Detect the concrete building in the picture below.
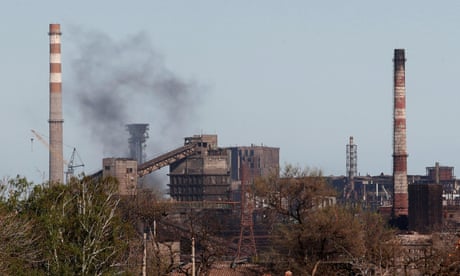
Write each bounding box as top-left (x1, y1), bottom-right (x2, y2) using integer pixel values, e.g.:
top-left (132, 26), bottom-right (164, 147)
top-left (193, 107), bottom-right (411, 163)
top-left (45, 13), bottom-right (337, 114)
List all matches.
top-left (228, 145), bottom-right (279, 183)
top-left (103, 158), bottom-right (138, 196)
top-left (169, 135), bottom-right (232, 201)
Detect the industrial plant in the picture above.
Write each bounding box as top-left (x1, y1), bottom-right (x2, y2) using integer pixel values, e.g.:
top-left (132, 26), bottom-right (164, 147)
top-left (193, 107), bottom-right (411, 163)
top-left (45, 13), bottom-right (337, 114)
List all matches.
top-left (42, 24), bottom-right (460, 274)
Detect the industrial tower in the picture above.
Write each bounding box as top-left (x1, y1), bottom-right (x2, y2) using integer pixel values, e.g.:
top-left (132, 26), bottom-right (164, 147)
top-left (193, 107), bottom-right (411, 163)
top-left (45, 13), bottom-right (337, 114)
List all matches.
top-left (48, 24), bottom-right (64, 183)
top-left (235, 162), bottom-right (257, 261)
top-left (346, 136), bottom-right (357, 196)
top-left (126, 124), bottom-right (149, 164)
top-left (392, 49), bottom-right (409, 220)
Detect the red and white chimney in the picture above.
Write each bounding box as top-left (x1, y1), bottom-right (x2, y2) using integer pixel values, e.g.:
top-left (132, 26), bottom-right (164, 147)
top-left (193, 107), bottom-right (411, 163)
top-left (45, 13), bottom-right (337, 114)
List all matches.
top-left (49, 24), bottom-right (64, 183)
top-left (392, 49), bottom-right (408, 218)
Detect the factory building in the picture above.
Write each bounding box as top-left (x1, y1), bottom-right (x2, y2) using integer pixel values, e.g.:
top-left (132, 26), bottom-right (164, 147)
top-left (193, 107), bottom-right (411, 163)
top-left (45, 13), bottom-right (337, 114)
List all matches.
top-left (228, 145), bottom-right (280, 183)
top-left (102, 158), bottom-right (138, 196)
top-left (168, 135), bottom-right (232, 201)
top-left (426, 164), bottom-right (458, 201)
top-left (408, 183), bottom-right (443, 233)
top-left (168, 135), bottom-right (279, 202)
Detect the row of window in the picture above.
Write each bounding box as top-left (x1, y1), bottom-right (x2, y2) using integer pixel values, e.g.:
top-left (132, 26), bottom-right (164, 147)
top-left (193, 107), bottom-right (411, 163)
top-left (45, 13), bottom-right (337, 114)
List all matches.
top-left (170, 176), bottom-right (229, 185)
top-left (170, 186), bottom-right (203, 195)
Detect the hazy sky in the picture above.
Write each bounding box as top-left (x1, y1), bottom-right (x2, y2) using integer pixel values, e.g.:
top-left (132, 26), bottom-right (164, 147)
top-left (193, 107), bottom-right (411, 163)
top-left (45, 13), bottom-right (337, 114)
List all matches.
top-left (1, 1), bottom-right (460, 184)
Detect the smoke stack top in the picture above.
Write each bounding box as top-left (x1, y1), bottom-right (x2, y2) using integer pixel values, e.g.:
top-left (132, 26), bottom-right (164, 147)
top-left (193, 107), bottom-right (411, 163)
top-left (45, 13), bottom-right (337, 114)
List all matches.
top-left (49, 24), bottom-right (61, 35)
top-left (393, 49), bottom-right (406, 63)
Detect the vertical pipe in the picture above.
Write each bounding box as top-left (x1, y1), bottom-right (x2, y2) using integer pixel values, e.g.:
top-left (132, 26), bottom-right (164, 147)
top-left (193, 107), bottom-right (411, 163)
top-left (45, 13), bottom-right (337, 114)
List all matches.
top-left (49, 24), bottom-right (64, 184)
top-left (392, 49), bottom-right (408, 218)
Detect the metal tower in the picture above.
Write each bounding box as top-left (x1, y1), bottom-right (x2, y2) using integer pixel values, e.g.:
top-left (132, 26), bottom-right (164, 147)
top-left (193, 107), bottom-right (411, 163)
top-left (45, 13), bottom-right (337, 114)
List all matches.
top-left (346, 136), bottom-right (358, 195)
top-left (235, 162), bottom-right (257, 261)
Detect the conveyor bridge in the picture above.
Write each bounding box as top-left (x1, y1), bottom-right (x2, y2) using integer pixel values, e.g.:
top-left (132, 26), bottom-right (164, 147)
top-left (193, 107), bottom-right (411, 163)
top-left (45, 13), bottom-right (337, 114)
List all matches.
top-left (137, 142), bottom-right (198, 177)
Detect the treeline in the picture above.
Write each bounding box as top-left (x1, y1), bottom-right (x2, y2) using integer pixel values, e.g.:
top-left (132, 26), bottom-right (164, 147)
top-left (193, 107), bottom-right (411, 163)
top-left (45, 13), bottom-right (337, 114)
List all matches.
top-left (0, 175), bottom-right (134, 275)
top-left (252, 165), bottom-right (460, 275)
top-left (2, 165), bottom-right (460, 275)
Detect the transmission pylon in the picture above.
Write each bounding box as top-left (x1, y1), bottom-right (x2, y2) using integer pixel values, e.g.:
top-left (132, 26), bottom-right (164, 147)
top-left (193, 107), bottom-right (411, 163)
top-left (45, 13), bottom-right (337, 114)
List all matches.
top-left (235, 161), bottom-right (257, 261)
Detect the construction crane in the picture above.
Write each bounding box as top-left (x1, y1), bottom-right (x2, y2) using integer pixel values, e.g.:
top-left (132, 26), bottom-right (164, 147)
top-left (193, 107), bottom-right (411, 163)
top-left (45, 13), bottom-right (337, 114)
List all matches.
top-left (30, 129), bottom-right (84, 183)
top-left (65, 147), bottom-right (84, 182)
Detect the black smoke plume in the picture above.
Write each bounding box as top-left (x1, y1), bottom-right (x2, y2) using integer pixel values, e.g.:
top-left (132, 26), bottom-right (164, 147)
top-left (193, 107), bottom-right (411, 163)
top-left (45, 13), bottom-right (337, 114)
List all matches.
top-left (66, 27), bottom-right (203, 191)
top-left (67, 28), bottom-right (202, 158)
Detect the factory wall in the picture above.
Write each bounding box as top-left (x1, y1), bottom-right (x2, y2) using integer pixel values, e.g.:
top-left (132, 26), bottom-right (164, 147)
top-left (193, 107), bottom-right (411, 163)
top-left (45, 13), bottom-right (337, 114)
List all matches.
top-left (103, 158), bottom-right (138, 196)
top-left (408, 183), bottom-right (443, 233)
top-left (228, 145), bottom-right (279, 182)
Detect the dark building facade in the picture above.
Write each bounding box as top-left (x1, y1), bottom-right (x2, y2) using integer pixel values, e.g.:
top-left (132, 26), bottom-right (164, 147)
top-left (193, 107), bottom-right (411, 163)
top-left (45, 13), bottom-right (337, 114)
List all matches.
top-left (408, 183), bottom-right (442, 233)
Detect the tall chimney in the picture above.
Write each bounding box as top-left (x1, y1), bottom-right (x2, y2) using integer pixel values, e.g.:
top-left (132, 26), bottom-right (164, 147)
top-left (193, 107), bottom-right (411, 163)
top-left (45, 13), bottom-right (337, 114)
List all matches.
top-left (392, 49), bottom-right (408, 218)
top-left (346, 136), bottom-right (357, 196)
top-left (49, 24), bottom-right (64, 183)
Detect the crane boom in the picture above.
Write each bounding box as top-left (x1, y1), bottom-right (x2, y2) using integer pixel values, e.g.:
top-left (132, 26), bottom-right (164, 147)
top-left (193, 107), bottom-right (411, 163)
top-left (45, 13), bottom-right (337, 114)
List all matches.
top-left (31, 129), bottom-right (84, 183)
top-left (31, 129), bottom-right (68, 166)
top-left (31, 129), bottom-right (50, 151)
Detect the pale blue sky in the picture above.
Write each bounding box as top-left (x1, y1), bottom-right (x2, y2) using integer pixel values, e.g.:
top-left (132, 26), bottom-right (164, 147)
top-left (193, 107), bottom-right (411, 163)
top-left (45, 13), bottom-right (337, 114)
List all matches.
top-left (2, 1), bottom-right (460, 184)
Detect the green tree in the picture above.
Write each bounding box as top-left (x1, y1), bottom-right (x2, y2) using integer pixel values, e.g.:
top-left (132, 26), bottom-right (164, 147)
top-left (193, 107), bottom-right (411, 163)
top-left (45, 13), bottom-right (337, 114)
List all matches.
top-left (27, 176), bottom-right (132, 275)
top-left (0, 176), bottom-right (42, 275)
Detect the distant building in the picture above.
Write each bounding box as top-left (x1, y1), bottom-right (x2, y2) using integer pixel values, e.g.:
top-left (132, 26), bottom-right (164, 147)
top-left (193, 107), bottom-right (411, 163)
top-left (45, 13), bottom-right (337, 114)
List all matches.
top-left (168, 135), bottom-right (279, 202)
top-left (408, 183), bottom-right (442, 233)
top-left (228, 145), bottom-right (279, 182)
top-left (102, 158), bottom-right (137, 196)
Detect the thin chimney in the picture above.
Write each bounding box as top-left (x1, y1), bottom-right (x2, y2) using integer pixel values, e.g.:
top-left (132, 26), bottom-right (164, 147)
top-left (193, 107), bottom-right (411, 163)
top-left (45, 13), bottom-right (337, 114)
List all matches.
top-left (49, 24), bottom-right (64, 183)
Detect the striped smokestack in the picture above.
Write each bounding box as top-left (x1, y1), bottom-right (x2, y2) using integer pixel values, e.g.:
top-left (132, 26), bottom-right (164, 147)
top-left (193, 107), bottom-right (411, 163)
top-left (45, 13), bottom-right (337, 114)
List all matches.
top-left (49, 24), bottom-right (64, 183)
top-left (392, 49), bottom-right (408, 219)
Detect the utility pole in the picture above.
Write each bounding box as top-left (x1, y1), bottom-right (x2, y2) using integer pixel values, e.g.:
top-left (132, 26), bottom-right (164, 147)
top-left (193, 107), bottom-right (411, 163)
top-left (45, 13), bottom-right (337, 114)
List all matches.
top-left (192, 237), bottom-right (196, 276)
top-left (143, 232), bottom-right (147, 276)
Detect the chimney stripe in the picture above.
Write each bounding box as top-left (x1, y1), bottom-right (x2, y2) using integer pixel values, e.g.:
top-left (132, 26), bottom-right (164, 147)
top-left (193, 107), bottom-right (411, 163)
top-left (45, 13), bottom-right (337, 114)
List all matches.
top-left (50, 53), bottom-right (61, 63)
top-left (50, 72), bottom-right (62, 83)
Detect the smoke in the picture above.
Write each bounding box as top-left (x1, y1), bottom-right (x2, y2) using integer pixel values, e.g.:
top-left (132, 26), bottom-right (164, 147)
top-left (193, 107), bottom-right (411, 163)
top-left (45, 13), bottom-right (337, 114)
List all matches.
top-left (66, 28), bottom-right (202, 158)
